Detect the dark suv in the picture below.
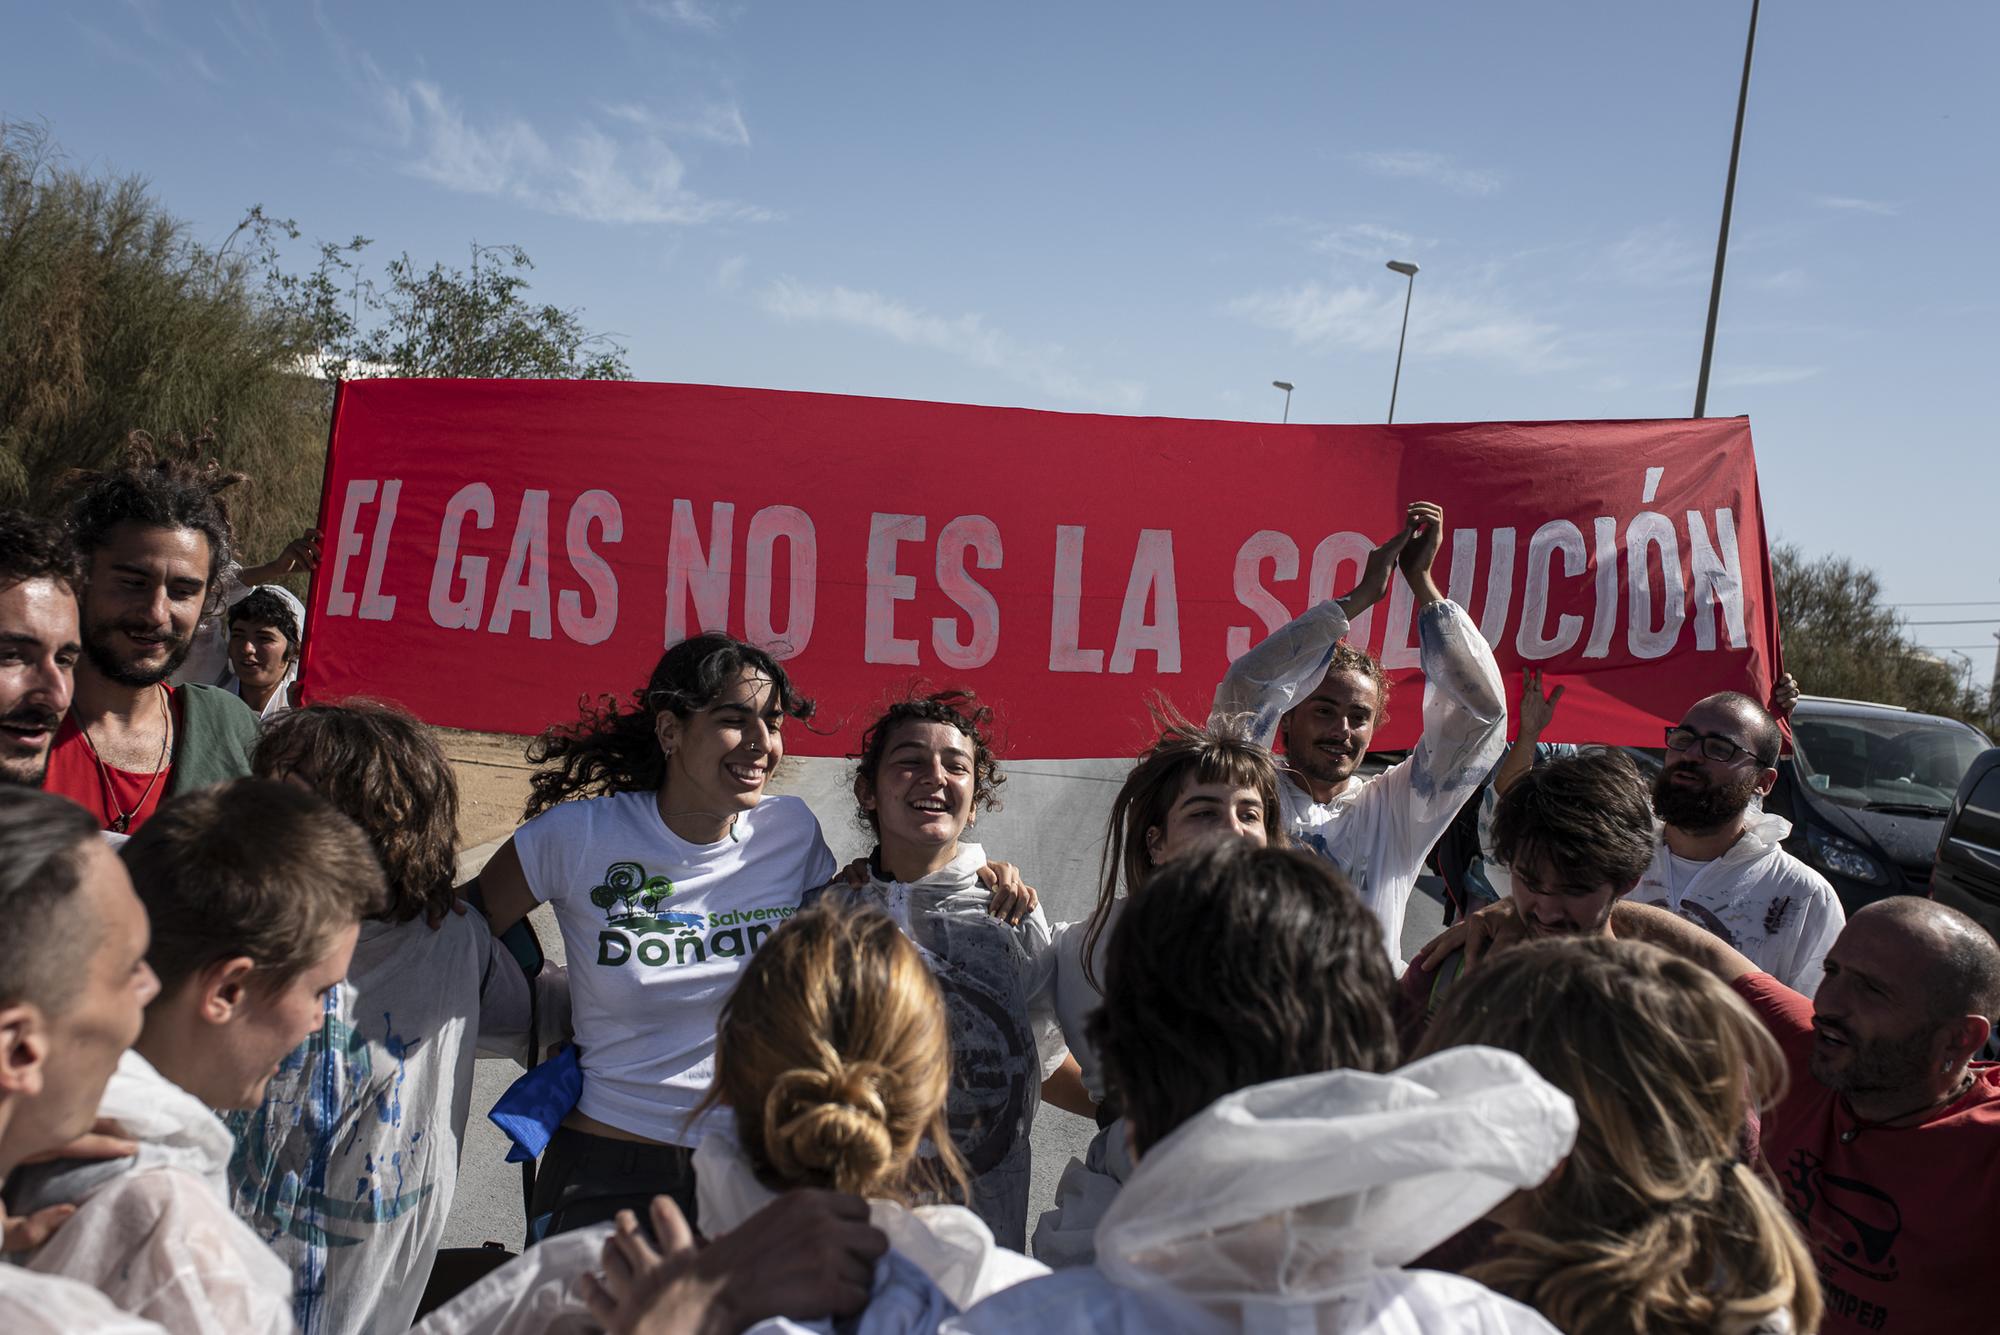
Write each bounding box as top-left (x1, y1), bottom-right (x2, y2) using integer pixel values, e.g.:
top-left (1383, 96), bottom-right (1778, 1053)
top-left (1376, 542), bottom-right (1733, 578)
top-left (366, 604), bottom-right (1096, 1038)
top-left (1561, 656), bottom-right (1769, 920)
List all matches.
top-left (1931, 747), bottom-right (2000, 940)
top-left (1765, 697), bottom-right (1992, 912)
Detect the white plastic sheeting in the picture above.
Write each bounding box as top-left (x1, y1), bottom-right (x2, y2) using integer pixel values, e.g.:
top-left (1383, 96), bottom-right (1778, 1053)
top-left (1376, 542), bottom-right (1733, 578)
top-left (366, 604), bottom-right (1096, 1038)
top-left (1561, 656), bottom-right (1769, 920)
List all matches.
top-left (947, 1046), bottom-right (1576, 1334)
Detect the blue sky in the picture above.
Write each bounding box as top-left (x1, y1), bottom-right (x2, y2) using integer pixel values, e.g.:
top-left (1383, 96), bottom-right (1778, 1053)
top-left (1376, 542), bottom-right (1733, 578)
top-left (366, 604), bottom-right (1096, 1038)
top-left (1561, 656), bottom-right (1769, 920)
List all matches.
top-left (7, 1), bottom-right (1996, 673)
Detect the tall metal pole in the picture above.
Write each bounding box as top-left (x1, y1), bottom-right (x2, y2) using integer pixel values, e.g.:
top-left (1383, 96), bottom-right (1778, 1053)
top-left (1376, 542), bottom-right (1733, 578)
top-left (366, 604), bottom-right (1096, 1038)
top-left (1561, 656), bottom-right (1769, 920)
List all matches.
top-left (1282, 386), bottom-right (1292, 423)
top-left (1694, 0), bottom-right (1761, 418)
top-left (1387, 270), bottom-right (1415, 424)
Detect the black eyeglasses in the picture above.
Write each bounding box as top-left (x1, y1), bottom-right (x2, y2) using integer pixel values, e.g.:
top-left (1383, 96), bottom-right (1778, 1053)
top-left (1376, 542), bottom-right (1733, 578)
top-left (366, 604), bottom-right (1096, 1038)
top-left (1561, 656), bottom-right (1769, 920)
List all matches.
top-left (1663, 726), bottom-right (1767, 766)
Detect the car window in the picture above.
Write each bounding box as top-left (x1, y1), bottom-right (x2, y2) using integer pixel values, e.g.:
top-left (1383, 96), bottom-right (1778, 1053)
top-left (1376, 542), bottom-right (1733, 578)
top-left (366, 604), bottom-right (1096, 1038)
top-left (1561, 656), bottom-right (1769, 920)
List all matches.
top-left (1956, 766), bottom-right (2000, 850)
top-left (1792, 716), bottom-right (1990, 813)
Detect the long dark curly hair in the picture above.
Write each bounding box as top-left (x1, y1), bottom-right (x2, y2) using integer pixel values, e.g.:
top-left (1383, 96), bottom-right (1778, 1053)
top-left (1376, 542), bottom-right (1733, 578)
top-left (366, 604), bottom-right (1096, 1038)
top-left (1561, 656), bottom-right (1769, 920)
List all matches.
top-left (61, 429), bottom-right (243, 612)
top-left (523, 633), bottom-right (815, 820)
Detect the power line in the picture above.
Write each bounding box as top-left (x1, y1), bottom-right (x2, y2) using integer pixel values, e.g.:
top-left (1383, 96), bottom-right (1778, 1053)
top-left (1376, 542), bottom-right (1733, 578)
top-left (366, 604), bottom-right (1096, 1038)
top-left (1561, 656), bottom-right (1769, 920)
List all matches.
top-left (1895, 600), bottom-right (2000, 607)
top-left (1903, 618), bottom-right (2000, 626)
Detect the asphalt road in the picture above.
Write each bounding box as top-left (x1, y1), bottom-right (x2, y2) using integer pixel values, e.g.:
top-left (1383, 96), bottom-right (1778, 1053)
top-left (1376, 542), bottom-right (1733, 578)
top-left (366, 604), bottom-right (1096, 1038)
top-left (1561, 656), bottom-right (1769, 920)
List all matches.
top-left (441, 756), bottom-right (1449, 1255)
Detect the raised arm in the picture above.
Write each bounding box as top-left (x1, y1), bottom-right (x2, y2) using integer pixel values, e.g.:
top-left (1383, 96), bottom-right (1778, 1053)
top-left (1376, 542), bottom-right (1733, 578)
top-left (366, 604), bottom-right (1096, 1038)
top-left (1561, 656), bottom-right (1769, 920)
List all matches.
top-left (1395, 504), bottom-right (1507, 824)
top-left (1490, 669), bottom-right (1564, 798)
top-left (1210, 517), bottom-right (1411, 747)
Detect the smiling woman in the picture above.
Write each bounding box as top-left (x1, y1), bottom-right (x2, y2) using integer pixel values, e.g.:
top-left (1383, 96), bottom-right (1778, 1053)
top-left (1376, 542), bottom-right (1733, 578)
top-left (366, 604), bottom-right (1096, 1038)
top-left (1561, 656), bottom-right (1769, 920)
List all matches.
top-left (469, 633), bottom-right (838, 1239)
top-left (805, 691), bottom-right (1066, 1249)
top-left (1033, 714), bottom-right (1286, 1266)
top-left (222, 586), bottom-right (302, 721)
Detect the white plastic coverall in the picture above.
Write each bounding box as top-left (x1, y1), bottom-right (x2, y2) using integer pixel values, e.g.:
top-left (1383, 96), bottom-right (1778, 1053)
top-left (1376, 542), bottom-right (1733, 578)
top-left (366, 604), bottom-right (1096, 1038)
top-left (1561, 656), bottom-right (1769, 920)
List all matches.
top-left (697, 1127), bottom-right (1050, 1333)
top-left (1211, 598), bottom-right (1506, 960)
top-left (405, 1125), bottom-right (1054, 1335)
top-left (1631, 809), bottom-right (1845, 997)
top-left (809, 842), bottom-right (1068, 1249)
top-left (406, 1227), bottom-right (610, 1335)
top-left (947, 1046), bottom-right (1576, 1335)
top-left (10, 1050), bottom-right (296, 1334)
top-left (0, 1266), bottom-right (170, 1334)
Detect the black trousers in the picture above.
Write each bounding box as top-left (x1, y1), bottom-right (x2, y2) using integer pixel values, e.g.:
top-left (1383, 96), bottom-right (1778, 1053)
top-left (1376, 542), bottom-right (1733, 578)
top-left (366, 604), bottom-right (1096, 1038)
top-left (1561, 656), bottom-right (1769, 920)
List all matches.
top-left (529, 1125), bottom-right (700, 1240)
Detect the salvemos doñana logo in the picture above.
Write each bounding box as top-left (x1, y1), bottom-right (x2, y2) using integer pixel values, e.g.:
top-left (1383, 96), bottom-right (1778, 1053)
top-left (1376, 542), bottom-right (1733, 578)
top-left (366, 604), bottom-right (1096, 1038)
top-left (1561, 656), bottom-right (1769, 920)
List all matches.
top-left (590, 860), bottom-right (792, 967)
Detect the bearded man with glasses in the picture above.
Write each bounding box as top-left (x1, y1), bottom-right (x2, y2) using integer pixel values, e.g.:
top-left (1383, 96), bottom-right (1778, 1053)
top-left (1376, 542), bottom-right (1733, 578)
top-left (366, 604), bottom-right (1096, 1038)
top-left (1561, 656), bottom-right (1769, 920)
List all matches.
top-left (1636, 688), bottom-right (1845, 995)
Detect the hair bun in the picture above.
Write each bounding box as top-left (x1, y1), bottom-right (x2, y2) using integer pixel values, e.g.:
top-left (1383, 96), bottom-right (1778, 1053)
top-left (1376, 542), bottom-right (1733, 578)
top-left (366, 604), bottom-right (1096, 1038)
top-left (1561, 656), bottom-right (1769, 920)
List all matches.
top-left (763, 1061), bottom-right (894, 1194)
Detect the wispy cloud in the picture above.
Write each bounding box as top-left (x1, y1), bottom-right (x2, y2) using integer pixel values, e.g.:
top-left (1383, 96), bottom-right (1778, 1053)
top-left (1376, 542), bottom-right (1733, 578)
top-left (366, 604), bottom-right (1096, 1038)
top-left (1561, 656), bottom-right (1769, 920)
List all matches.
top-left (639, 0), bottom-right (727, 32)
top-left (380, 80), bottom-right (772, 225)
top-left (1598, 222), bottom-right (1708, 288)
top-left (714, 254), bottom-right (748, 289)
top-left (74, 3), bottom-right (220, 86)
top-left (759, 280), bottom-right (1146, 411)
top-left (1352, 150), bottom-right (1502, 196)
top-left (1814, 194), bottom-right (1901, 217)
top-left (599, 98), bottom-right (752, 148)
top-left (213, 0), bottom-right (280, 66)
top-left (1228, 280), bottom-right (1570, 373)
top-left (1715, 365), bottom-right (1822, 387)
top-left (1299, 220), bottom-right (1420, 261)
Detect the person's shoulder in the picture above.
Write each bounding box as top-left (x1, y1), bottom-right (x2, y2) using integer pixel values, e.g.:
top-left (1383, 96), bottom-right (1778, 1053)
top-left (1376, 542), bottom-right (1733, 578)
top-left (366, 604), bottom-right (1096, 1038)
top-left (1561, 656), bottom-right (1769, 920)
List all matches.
top-left (1730, 971), bottom-right (1814, 1034)
top-left (45, 1165), bottom-right (235, 1274)
top-left (82, 1159), bottom-right (225, 1219)
top-left (1765, 845), bottom-right (1839, 901)
top-left (0, 1267), bottom-right (167, 1334)
top-left (521, 789), bottom-right (646, 836)
top-left (178, 681), bottom-right (260, 727)
top-left (384, 902), bottom-right (490, 970)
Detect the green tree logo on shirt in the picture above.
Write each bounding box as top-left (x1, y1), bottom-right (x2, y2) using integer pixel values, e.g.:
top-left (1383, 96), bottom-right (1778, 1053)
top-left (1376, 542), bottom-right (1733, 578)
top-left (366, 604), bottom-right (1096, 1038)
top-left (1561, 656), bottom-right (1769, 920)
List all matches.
top-left (588, 861), bottom-right (685, 927)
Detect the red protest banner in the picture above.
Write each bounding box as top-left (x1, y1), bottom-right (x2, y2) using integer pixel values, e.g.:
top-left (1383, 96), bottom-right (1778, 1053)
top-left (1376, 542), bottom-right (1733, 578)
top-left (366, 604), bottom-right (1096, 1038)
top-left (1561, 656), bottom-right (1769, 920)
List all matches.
top-left (302, 380), bottom-right (1781, 758)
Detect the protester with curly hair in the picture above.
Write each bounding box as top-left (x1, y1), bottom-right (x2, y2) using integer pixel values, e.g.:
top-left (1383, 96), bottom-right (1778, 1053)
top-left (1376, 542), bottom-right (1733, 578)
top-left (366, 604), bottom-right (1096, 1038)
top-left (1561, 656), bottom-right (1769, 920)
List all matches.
top-left (807, 690), bottom-right (1066, 1249)
top-left (225, 700), bottom-right (549, 1335)
top-left (43, 437), bottom-right (262, 833)
top-left (473, 633), bottom-right (838, 1238)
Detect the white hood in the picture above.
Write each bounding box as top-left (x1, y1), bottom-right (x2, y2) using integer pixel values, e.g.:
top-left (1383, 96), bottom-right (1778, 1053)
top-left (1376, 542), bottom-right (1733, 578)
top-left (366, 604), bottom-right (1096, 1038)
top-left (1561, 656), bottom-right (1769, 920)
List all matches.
top-left (1097, 1047), bottom-right (1577, 1309)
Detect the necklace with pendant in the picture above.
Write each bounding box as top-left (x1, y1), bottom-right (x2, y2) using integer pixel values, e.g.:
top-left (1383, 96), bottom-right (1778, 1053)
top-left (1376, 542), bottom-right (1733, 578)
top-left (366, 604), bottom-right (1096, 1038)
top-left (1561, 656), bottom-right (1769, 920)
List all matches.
top-left (73, 685), bottom-right (173, 833)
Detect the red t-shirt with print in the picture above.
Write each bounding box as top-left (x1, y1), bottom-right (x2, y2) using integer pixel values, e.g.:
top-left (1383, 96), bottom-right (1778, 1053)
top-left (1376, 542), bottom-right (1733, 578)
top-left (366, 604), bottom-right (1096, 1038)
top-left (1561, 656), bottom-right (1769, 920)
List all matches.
top-left (1733, 971), bottom-right (2000, 1334)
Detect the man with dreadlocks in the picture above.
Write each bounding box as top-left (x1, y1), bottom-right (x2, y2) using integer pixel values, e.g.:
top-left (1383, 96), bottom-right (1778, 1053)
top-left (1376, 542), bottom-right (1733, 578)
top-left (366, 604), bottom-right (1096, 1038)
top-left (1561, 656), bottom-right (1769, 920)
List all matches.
top-left (43, 440), bottom-right (261, 834)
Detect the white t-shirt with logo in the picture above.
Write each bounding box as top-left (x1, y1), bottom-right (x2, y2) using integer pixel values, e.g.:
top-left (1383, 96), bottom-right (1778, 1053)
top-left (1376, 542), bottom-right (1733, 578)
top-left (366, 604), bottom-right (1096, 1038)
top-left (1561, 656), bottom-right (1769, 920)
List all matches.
top-left (513, 790), bottom-right (836, 1144)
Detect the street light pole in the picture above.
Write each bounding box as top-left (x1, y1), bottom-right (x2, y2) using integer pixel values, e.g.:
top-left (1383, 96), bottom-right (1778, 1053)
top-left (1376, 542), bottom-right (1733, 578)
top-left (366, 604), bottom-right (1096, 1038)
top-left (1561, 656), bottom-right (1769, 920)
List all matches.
top-left (1385, 260), bottom-right (1419, 424)
top-left (1272, 380), bottom-right (1294, 423)
top-left (1694, 0), bottom-right (1761, 418)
